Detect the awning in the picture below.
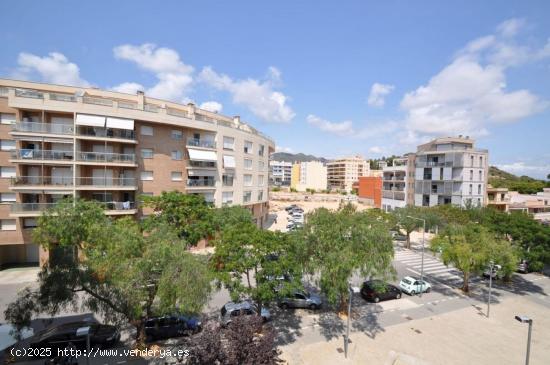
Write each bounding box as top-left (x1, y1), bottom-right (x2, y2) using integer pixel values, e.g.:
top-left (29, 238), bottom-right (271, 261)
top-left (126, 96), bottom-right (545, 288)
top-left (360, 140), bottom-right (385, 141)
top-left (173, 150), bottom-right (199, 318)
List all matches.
top-left (188, 148), bottom-right (217, 162)
top-left (223, 155), bottom-right (235, 168)
top-left (76, 114), bottom-right (105, 127)
top-left (106, 117), bottom-right (134, 130)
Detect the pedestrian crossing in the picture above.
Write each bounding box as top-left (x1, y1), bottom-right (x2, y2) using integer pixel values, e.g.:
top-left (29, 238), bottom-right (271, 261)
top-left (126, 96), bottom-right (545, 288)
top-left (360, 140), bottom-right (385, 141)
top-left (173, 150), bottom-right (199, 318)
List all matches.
top-left (393, 248), bottom-right (480, 287)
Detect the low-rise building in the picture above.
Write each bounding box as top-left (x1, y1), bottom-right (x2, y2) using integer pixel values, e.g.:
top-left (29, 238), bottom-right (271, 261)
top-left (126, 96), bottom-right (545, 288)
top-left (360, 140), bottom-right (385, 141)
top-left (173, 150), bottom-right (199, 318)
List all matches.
top-left (327, 156), bottom-right (369, 192)
top-left (290, 161), bottom-right (327, 192)
top-left (509, 188), bottom-right (550, 222)
top-left (269, 160), bottom-right (292, 186)
top-left (356, 176), bottom-right (382, 208)
top-left (487, 186), bottom-right (510, 212)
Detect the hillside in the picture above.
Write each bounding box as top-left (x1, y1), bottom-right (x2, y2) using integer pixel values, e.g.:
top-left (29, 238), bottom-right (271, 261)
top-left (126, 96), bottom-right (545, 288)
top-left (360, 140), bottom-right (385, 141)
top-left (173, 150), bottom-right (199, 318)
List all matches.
top-left (489, 166), bottom-right (549, 194)
top-left (270, 152), bottom-right (328, 163)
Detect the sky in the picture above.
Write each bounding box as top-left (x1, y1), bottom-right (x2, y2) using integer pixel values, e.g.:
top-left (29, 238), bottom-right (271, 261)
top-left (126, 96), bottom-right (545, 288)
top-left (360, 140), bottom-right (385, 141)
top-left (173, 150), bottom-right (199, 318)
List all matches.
top-left (1, 1), bottom-right (549, 179)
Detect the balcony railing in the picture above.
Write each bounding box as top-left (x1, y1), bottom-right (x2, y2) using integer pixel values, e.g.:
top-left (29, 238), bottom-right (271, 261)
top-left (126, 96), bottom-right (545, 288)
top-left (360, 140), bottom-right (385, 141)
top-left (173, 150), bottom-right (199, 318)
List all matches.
top-left (10, 201), bottom-right (136, 214)
top-left (186, 139), bottom-right (216, 149)
top-left (382, 191), bottom-right (405, 200)
top-left (117, 101), bottom-right (138, 110)
top-left (100, 201), bottom-right (136, 210)
top-left (13, 122), bottom-right (74, 135)
top-left (144, 104), bottom-right (160, 113)
top-left (187, 179), bottom-right (215, 187)
top-left (188, 160), bottom-right (216, 168)
top-left (76, 151), bottom-right (136, 164)
top-left (83, 96), bottom-right (113, 106)
top-left (11, 149), bottom-right (74, 161)
top-left (76, 126), bottom-right (135, 140)
top-left (15, 89), bottom-right (44, 99)
top-left (11, 176), bottom-right (73, 187)
top-left (75, 177), bottom-right (136, 187)
top-left (167, 108), bottom-right (189, 118)
top-left (49, 93), bottom-right (76, 102)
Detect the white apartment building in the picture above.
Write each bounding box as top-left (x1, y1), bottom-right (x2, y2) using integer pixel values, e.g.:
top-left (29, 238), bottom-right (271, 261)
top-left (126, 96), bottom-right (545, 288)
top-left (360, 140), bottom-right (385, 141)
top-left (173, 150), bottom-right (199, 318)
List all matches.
top-left (291, 161), bottom-right (327, 192)
top-left (414, 136), bottom-right (488, 207)
top-left (381, 155), bottom-right (415, 212)
top-left (327, 156), bottom-right (369, 192)
top-left (269, 160), bottom-right (292, 186)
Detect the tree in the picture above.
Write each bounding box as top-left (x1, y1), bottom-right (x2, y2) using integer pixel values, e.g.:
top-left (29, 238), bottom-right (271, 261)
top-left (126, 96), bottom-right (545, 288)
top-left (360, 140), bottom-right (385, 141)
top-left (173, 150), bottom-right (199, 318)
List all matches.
top-left (4, 199), bottom-right (212, 346)
top-left (211, 207), bottom-right (301, 315)
top-left (142, 191), bottom-right (215, 246)
top-left (297, 206), bottom-right (394, 311)
top-left (431, 223), bottom-right (517, 292)
top-left (391, 206), bottom-right (425, 249)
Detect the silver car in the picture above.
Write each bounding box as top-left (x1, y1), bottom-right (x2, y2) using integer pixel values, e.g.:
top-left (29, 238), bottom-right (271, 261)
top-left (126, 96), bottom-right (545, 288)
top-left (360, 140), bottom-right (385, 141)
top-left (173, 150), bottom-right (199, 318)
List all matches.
top-left (220, 301), bottom-right (271, 326)
top-left (278, 291), bottom-right (322, 310)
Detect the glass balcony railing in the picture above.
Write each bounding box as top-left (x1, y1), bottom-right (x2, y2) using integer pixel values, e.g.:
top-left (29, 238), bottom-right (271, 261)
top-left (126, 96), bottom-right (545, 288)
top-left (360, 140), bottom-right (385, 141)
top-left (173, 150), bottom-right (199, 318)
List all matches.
top-left (76, 151), bottom-right (136, 164)
top-left (76, 126), bottom-right (135, 140)
top-left (13, 122), bottom-right (74, 135)
top-left (188, 160), bottom-right (216, 168)
top-left (10, 201), bottom-right (136, 213)
top-left (11, 176), bottom-right (74, 186)
top-left (11, 149), bottom-right (74, 161)
top-left (75, 177), bottom-right (136, 187)
top-left (187, 179), bottom-right (215, 187)
top-left (186, 139), bottom-right (216, 149)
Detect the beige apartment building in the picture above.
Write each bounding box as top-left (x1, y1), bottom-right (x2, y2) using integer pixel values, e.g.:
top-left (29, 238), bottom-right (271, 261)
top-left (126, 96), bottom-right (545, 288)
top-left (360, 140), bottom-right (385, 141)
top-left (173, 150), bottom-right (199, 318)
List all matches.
top-left (327, 156), bottom-right (369, 192)
top-left (290, 161), bottom-right (327, 192)
top-left (0, 79), bottom-right (274, 268)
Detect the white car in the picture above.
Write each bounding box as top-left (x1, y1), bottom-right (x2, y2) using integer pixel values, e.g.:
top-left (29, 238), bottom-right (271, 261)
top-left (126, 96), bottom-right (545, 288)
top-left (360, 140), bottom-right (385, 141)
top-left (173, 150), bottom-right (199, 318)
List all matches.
top-left (399, 276), bottom-right (431, 295)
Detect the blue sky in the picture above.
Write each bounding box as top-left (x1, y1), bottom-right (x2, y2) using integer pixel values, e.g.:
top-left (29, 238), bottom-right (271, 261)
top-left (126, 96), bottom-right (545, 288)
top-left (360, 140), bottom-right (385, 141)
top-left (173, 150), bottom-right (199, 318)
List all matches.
top-left (1, 0), bottom-right (549, 178)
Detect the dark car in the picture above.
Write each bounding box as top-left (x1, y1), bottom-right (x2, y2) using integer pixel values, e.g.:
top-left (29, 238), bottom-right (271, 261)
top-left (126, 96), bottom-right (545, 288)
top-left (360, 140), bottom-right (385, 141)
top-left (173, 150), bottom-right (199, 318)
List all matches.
top-left (360, 280), bottom-right (402, 303)
top-left (30, 321), bottom-right (119, 352)
top-left (144, 315), bottom-right (202, 342)
top-left (285, 205), bottom-right (299, 211)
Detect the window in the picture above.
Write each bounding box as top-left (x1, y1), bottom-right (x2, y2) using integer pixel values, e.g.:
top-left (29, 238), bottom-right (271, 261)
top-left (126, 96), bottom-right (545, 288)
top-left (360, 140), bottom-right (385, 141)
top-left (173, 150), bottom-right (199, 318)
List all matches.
top-left (0, 167), bottom-right (16, 178)
top-left (244, 159), bottom-right (253, 170)
top-left (222, 191), bottom-right (233, 204)
top-left (140, 171), bottom-right (153, 181)
top-left (141, 148), bottom-right (154, 159)
top-left (470, 155), bottom-right (474, 166)
top-left (223, 155), bottom-right (235, 169)
top-left (469, 170), bottom-right (473, 180)
top-left (223, 174), bottom-right (234, 186)
top-left (258, 190), bottom-right (264, 201)
top-left (0, 193), bottom-right (16, 202)
top-left (23, 218), bottom-right (37, 229)
top-left (244, 141), bottom-right (253, 154)
top-left (244, 174), bottom-right (253, 186)
top-left (478, 170), bottom-right (482, 181)
top-left (171, 150), bottom-right (183, 160)
top-left (223, 136), bottom-right (235, 150)
top-left (0, 140), bottom-right (16, 151)
top-left (0, 219), bottom-right (16, 231)
top-left (479, 156), bottom-right (483, 166)
top-left (258, 161), bottom-right (265, 170)
top-left (171, 171), bottom-right (183, 181)
top-left (140, 125), bottom-right (154, 136)
top-left (258, 175), bottom-right (265, 186)
top-left (469, 184), bottom-right (473, 195)
top-left (258, 144), bottom-right (265, 156)
top-left (478, 184), bottom-right (481, 194)
top-left (0, 113), bottom-right (15, 125)
top-left (171, 130), bottom-right (183, 140)
top-left (243, 191), bottom-right (252, 203)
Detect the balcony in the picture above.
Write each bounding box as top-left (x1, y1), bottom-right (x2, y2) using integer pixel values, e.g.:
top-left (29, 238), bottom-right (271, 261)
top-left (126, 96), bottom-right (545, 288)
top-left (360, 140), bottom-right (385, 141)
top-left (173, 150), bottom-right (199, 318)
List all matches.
top-left (11, 176), bottom-right (73, 190)
top-left (188, 160), bottom-right (216, 169)
top-left (186, 139), bottom-right (216, 149)
top-left (76, 151), bottom-right (136, 165)
top-left (382, 191), bottom-right (405, 201)
top-left (10, 149), bottom-right (74, 164)
top-left (76, 126), bottom-right (136, 142)
top-left (75, 177), bottom-right (137, 190)
top-left (9, 201), bottom-right (137, 217)
top-left (187, 179), bottom-right (215, 188)
top-left (12, 122), bottom-right (74, 136)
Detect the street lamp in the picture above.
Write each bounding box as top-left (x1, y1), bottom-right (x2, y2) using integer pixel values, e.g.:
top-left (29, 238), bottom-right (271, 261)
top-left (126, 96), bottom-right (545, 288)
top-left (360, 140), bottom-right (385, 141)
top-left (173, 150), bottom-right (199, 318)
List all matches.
top-left (344, 285), bottom-right (360, 359)
top-left (486, 262), bottom-right (501, 318)
top-left (515, 315), bottom-right (533, 365)
top-left (406, 215), bottom-right (426, 297)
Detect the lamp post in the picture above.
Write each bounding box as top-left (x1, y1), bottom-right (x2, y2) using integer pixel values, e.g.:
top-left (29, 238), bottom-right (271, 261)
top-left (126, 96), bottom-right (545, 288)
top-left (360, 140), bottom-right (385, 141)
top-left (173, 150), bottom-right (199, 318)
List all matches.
top-left (344, 285), bottom-right (360, 359)
top-left (486, 262), bottom-right (501, 318)
top-left (515, 315), bottom-right (533, 365)
top-left (407, 215), bottom-right (426, 297)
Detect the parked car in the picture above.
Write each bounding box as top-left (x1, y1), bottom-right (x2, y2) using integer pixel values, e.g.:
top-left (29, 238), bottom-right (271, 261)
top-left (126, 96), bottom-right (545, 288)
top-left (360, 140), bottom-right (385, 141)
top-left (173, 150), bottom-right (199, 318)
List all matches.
top-left (220, 301), bottom-right (271, 326)
top-left (517, 259), bottom-right (529, 273)
top-left (482, 264), bottom-right (503, 279)
top-left (279, 291), bottom-right (322, 310)
top-left (360, 280), bottom-right (402, 303)
top-left (30, 321), bottom-right (119, 352)
top-left (285, 205), bottom-right (299, 212)
top-left (399, 276), bottom-right (431, 295)
top-left (144, 314), bottom-right (202, 342)
top-left (390, 231), bottom-right (407, 241)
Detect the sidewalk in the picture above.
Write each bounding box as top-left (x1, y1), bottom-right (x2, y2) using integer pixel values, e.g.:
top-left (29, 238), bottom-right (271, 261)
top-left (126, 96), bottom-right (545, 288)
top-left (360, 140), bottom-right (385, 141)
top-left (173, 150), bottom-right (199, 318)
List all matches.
top-left (279, 296), bottom-right (550, 365)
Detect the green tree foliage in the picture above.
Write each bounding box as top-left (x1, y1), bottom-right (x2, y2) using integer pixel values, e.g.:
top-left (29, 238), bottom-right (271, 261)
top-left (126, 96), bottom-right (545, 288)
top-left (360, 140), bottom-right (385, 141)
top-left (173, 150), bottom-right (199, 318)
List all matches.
top-left (391, 206), bottom-right (426, 248)
top-left (4, 199), bottom-right (212, 346)
top-left (142, 191), bottom-right (214, 245)
top-left (297, 206), bottom-right (394, 310)
top-left (431, 223), bottom-right (518, 292)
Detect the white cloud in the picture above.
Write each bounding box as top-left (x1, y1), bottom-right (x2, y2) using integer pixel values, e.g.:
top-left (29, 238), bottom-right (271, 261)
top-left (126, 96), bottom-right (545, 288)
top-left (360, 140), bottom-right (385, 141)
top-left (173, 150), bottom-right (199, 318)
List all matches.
top-left (199, 101), bottom-right (223, 113)
top-left (306, 114), bottom-right (354, 136)
top-left (368, 146), bottom-right (383, 154)
top-left (112, 43), bottom-right (194, 102)
top-left (111, 82), bottom-right (144, 95)
top-left (496, 161), bottom-right (550, 179)
top-left (275, 146), bottom-right (294, 153)
top-left (367, 83), bottom-right (394, 107)
top-left (400, 18), bottom-right (549, 139)
top-left (14, 52), bottom-right (89, 87)
top-left (199, 66), bottom-right (295, 123)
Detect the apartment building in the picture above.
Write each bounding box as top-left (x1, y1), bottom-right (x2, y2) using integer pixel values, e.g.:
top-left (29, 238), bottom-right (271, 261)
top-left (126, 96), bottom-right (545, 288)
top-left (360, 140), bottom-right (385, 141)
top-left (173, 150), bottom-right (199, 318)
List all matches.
top-left (381, 155), bottom-right (415, 212)
top-left (290, 161), bottom-right (327, 192)
top-left (0, 79), bottom-right (274, 268)
top-left (487, 185), bottom-right (510, 212)
top-left (269, 160), bottom-right (292, 186)
top-left (414, 136), bottom-right (488, 207)
top-left (327, 156), bottom-right (369, 192)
